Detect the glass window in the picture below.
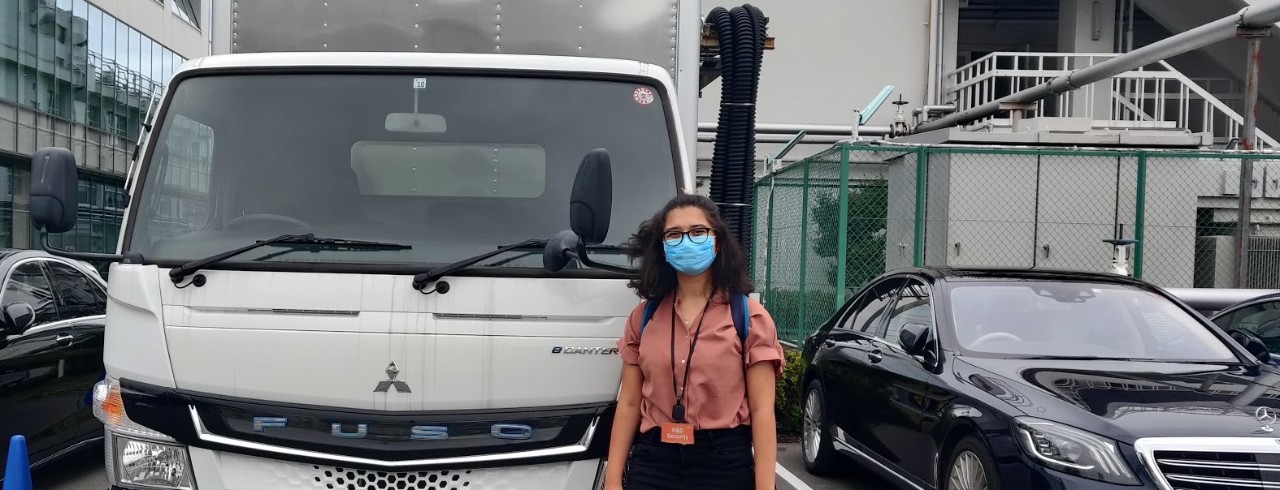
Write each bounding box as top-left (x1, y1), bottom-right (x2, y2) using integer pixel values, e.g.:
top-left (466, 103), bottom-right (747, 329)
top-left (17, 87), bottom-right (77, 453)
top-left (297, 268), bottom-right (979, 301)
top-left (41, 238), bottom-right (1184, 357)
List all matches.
top-left (2, 261), bottom-right (59, 328)
top-left (161, 48), bottom-right (173, 84)
top-left (86, 5), bottom-right (100, 128)
top-left (1214, 299), bottom-right (1280, 352)
top-left (46, 261), bottom-right (104, 319)
top-left (151, 39), bottom-right (163, 89)
top-left (139, 36), bottom-right (150, 94)
top-left (110, 15), bottom-right (124, 135)
top-left (128, 74), bottom-right (678, 272)
top-left (843, 278), bottom-right (904, 335)
top-left (0, 0), bottom-right (19, 101)
top-left (884, 281), bottom-right (933, 345)
top-left (949, 281), bottom-right (1237, 362)
top-left (172, 0), bottom-right (199, 28)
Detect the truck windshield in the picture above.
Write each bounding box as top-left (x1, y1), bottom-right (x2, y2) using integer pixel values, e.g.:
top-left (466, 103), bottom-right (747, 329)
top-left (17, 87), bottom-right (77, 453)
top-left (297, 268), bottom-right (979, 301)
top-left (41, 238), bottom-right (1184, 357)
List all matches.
top-left (125, 73), bottom-right (679, 270)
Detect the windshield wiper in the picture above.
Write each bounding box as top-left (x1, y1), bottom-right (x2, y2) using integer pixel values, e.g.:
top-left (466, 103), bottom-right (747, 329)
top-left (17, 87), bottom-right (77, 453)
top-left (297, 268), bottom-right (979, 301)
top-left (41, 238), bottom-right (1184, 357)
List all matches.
top-left (169, 233), bottom-right (411, 284)
top-left (412, 239), bottom-right (546, 291)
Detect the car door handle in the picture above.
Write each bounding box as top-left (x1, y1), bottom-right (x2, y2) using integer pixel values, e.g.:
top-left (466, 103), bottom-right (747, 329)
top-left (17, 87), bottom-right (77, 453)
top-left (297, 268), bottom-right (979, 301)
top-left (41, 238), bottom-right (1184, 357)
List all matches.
top-left (55, 333), bottom-right (74, 346)
top-left (868, 349), bottom-right (883, 364)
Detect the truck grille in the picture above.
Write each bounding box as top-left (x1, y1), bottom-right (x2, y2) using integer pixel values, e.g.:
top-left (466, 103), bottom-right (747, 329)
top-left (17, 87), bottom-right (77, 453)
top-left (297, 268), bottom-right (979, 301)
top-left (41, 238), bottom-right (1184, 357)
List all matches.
top-left (312, 466), bottom-right (474, 490)
top-left (218, 451), bottom-right (573, 490)
top-left (1152, 450), bottom-right (1279, 489)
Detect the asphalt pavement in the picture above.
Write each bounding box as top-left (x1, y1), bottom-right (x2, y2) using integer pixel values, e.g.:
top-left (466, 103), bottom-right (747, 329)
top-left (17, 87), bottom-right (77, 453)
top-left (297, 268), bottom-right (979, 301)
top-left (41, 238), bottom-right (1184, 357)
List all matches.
top-left (33, 441), bottom-right (894, 490)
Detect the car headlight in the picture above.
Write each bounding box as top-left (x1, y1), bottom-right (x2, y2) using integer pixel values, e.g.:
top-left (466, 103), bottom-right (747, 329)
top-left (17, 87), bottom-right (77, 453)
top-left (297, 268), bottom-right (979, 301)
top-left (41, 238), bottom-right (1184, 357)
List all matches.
top-left (1013, 417), bottom-right (1138, 485)
top-left (94, 379), bottom-right (196, 489)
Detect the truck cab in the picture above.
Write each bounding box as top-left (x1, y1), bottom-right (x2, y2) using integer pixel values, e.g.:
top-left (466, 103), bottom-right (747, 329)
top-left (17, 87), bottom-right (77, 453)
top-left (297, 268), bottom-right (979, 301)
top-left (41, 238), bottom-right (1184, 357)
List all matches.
top-left (29, 52), bottom-right (691, 490)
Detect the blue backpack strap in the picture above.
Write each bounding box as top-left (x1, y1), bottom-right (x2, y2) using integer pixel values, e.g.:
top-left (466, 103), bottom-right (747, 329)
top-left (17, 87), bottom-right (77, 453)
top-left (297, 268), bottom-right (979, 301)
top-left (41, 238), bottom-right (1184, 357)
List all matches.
top-left (638, 298), bottom-right (662, 338)
top-left (730, 292), bottom-right (750, 345)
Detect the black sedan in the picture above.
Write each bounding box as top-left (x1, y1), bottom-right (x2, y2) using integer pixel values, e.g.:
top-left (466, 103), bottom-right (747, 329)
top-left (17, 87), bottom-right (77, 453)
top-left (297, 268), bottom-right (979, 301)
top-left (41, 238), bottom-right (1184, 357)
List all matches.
top-left (0, 250), bottom-right (108, 480)
top-left (799, 267), bottom-right (1280, 490)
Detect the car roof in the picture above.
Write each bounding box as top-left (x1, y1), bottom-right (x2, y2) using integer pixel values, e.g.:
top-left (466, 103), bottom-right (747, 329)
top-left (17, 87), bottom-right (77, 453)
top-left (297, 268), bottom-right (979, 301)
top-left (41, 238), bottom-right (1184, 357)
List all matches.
top-left (885, 267), bottom-right (1151, 286)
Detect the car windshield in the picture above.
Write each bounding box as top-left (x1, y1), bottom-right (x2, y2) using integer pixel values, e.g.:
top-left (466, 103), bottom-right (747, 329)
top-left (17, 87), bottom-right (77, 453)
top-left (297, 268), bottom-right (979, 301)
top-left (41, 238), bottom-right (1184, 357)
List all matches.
top-left (125, 73), bottom-right (678, 270)
top-left (948, 281), bottom-right (1237, 362)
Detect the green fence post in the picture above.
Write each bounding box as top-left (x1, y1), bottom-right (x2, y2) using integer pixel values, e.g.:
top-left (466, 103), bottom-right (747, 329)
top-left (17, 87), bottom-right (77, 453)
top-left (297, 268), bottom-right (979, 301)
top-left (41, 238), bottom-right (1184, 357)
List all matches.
top-left (1134, 152), bottom-right (1147, 279)
top-left (798, 157), bottom-right (811, 345)
top-left (764, 173), bottom-right (776, 306)
top-left (913, 146), bottom-right (928, 267)
top-left (835, 145), bottom-right (850, 305)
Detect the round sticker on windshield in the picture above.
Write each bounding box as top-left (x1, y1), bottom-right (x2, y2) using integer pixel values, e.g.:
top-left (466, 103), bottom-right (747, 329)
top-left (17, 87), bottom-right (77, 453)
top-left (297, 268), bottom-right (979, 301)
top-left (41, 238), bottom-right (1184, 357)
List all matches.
top-left (633, 87), bottom-right (655, 106)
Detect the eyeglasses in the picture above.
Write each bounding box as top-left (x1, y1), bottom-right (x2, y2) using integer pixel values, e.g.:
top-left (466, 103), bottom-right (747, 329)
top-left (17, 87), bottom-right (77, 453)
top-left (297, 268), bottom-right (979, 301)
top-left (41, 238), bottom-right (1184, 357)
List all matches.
top-left (663, 227), bottom-right (714, 246)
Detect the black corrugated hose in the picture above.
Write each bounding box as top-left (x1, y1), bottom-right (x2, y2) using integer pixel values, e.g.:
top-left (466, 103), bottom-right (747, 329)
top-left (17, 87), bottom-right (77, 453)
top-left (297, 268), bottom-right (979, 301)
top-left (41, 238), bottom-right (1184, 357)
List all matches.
top-left (706, 4), bottom-right (766, 257)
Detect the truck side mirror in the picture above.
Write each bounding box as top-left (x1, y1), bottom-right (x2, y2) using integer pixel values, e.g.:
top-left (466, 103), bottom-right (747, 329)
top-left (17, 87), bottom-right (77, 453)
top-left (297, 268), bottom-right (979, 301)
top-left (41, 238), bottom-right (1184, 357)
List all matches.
top-left (30, 147), bottom-right (80, 234)
top-left (2, 302), bottom-right (35, 334)
top-left (569, 149), bottom-right (612, 245)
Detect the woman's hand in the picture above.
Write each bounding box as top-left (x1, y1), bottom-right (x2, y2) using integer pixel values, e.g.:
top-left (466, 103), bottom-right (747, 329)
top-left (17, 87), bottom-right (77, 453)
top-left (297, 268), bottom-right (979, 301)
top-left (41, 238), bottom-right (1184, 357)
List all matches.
top-left (746, 362), bottom-right (778, 490)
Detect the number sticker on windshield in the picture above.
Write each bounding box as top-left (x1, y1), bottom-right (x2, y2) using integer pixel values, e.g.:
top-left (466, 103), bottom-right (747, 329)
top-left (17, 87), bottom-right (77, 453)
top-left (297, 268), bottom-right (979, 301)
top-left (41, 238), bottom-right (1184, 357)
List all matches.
top-left (413, 78), bottom-right (427, 89)
top-left (633, 87), bottom-right (655, 106)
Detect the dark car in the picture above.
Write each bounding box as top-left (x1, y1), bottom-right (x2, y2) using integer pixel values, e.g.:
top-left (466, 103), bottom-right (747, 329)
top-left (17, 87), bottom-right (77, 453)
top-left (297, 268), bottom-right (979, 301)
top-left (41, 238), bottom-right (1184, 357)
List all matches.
top-left (1208, 292), bottom-right (1280, 364)
top-left (799, 267), bottom-right (1280, 490)
top-left (0, 250), bottom-right (108, 480)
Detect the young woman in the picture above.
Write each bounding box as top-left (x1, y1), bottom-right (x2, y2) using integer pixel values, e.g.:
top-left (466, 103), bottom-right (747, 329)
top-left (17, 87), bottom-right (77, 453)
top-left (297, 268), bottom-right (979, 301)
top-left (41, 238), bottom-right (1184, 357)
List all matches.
top-left (604, 194), bottom-right (784, 490)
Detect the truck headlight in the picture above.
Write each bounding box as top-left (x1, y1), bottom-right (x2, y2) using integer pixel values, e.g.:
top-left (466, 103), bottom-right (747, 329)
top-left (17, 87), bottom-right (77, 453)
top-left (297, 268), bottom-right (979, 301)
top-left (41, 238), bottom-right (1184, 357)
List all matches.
top-left (1014, 417), bottom-right (1138, 485)
top-left (94, 379), bottom-right (196, 489)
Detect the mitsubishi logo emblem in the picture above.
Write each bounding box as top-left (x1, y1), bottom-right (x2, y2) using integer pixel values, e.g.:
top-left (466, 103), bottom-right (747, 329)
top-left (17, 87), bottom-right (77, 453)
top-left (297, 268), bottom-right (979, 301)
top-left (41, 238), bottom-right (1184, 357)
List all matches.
top-left (373, 362), bottom-right (412, 393)
top-left (1257, 407), bottom-right (1277, 433)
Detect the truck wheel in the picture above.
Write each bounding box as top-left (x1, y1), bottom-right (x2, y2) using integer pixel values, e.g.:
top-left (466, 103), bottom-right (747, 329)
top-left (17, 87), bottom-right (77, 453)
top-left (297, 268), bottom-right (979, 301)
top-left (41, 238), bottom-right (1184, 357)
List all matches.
top-left (802, 380), bottom-right (838, 475)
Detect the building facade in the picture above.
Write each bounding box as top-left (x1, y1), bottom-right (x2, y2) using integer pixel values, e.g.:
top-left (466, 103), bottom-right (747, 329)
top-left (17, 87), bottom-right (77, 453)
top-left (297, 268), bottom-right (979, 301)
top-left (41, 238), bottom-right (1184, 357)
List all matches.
top-left (0, 0), bottom-right (207, 263)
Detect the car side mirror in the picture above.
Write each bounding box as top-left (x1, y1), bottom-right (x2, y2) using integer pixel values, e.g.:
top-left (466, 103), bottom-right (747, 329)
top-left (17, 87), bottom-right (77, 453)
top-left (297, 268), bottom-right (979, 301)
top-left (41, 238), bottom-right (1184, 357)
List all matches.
top-left (898, 323), bottom-right (932, 357)
top-left (1, 302), bottom-right (36, 334)
top-left (31, 147), bottom-right (80, 234)
top-left (569, 149), bottom-right (612, 245)
top-left (1230, 330), bottom-right (1272, 364)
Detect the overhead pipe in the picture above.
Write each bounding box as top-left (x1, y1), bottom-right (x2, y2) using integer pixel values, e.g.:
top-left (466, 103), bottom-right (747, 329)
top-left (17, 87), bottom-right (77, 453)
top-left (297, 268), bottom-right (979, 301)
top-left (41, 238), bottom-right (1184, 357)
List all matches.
top-left (913, 1), bottom-right (1280, 134)
top-left (697, 133), bottom-right (870, 144)
top-left (698, 122), bottom-right (892, 136)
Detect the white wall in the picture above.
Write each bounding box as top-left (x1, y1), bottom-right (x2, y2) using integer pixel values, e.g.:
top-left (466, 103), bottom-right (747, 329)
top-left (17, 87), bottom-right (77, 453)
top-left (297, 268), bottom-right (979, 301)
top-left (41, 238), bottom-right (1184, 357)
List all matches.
top-left (695, 0), bottom-right (934, 171)
top-left (89, 0), bottom-right (209, 59)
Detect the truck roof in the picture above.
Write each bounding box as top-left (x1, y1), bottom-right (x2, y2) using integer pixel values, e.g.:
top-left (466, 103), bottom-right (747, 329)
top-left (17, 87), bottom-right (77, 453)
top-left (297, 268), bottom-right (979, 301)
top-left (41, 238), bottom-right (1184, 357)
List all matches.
top-left (177, 52), bottom-right (675, 84)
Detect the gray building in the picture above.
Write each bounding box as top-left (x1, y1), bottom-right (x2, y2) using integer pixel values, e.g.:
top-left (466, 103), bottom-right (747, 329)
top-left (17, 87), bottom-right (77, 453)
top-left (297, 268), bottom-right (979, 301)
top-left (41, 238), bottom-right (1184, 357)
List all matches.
top-left (0, 0), bottom-right (208, 260)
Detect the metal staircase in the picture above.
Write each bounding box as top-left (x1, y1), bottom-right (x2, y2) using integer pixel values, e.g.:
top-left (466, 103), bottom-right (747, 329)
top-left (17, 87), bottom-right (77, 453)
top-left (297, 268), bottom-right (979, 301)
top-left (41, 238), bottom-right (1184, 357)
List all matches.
top-left (945, 52), bottom-right (1280, 149)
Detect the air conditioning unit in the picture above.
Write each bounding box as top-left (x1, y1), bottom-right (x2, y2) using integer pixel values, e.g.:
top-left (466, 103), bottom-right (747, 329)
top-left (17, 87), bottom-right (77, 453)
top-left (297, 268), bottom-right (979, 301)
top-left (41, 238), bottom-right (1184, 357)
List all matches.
top-left (1196, 235), bottom-right (1280, 288)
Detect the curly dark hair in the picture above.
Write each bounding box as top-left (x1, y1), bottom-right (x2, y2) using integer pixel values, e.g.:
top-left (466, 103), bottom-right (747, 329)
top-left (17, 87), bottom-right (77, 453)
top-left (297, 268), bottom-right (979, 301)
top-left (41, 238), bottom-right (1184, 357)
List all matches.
top-left (622, 193), bottom-right (754, 300)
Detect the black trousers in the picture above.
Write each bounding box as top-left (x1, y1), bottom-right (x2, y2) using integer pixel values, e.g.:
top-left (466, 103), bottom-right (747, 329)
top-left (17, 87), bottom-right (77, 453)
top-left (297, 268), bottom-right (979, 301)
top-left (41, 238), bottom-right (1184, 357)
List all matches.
top-left (622, 425), bottom-right (755, 490)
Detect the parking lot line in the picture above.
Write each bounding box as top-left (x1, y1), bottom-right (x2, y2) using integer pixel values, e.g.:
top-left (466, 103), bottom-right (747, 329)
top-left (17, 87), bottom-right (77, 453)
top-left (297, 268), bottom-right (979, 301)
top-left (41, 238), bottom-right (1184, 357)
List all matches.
top-left (776, 462), bottom-right (816, 490)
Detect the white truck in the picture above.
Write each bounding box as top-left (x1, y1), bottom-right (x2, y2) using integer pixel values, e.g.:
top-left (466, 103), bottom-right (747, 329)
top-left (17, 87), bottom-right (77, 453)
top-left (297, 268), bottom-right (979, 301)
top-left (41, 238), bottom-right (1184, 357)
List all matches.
top-left (24, 1), bottom-right (724, 489)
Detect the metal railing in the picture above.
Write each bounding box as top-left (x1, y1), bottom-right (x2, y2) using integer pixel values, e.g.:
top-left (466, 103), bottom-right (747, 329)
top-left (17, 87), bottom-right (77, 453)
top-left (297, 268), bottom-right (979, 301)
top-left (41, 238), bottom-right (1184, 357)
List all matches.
top-left (945, 52), bottom-right (1280, 148)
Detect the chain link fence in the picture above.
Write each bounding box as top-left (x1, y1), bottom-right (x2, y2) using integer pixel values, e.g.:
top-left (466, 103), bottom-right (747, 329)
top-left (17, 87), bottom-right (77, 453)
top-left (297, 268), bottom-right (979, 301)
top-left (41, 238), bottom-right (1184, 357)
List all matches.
top-left (754, 143), bottom-right (1280, 345)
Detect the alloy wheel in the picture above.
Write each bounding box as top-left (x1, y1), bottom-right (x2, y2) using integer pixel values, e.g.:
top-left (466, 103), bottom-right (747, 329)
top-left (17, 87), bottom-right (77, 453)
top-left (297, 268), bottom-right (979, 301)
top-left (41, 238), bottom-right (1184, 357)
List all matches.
top-left (803, 388), bottom-right (822, 464)
top-left (948, 451), bottom-right (988, 490)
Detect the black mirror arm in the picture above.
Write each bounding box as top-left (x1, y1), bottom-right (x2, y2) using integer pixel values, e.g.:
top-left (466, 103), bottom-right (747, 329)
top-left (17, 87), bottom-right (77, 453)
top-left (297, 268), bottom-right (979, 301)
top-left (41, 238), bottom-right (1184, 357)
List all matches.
top-left (39, 232), bottom-right (127, 263)
top-left (568, 243), bottom-right (634, 275)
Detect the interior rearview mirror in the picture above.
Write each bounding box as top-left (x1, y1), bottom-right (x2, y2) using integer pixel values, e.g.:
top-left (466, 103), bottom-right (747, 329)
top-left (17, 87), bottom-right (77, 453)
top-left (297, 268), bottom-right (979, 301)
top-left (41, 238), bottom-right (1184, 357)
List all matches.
top-left (2, 302), bottom-right (36, 334)
top-left (898, 323), bottom-right (932, 357)
top-left (569, 149), bottom-right (613, 245)
top-left (1230, 330), bottom-right (1272, 364)
top-left (30, 147), bottom-right (80, 234)
top-left (384, 113), bottom-right (447, 133)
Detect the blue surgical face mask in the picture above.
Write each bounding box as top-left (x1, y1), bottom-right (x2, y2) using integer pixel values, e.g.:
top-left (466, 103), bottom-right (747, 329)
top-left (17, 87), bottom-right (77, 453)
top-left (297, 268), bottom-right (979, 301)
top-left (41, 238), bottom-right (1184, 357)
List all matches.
top-left (664, 235), bottom-right (716, 276)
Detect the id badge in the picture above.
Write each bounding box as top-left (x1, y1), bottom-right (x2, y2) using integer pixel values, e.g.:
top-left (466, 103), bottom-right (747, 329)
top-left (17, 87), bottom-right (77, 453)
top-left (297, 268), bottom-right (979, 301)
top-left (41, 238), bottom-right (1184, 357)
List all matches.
top-left (660, 422), bottom-right (695, 445)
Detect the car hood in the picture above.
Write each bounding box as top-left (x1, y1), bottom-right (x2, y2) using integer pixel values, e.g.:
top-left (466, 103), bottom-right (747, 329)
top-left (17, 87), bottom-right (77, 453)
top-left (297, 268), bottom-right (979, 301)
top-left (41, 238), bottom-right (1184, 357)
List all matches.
top-left (956, 356), bottom-right (1280, 442)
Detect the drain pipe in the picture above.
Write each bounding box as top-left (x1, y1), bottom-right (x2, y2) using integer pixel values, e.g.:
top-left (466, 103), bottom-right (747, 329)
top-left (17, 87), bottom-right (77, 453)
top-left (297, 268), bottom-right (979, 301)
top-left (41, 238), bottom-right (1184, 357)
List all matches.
top-left (913, 1), bottom-right (1280, 134)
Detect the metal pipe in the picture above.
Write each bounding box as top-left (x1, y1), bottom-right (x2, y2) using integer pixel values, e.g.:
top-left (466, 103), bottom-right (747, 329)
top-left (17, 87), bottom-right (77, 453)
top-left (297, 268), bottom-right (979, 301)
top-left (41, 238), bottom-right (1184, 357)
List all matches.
top-left (697, 133), bottom-right (863, 144)
top-left (913, 1), bottom-right (1280, 134)
top-left (1237, 34), bottom-right (1264, 288)
top-left (698, 122), bottom-right (892, 136)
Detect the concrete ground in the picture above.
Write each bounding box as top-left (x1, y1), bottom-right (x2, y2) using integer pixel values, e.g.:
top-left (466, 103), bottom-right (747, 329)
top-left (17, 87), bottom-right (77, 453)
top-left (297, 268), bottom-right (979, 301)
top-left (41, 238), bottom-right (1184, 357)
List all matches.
top-left (34, 441), bottom-right (896, 490)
